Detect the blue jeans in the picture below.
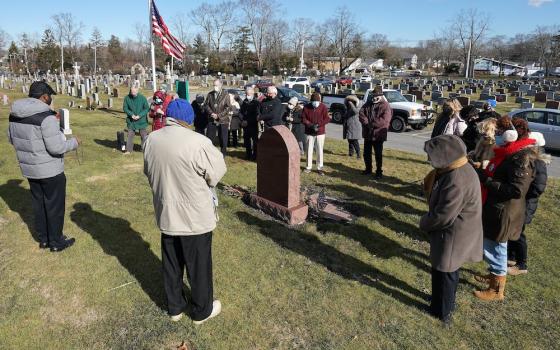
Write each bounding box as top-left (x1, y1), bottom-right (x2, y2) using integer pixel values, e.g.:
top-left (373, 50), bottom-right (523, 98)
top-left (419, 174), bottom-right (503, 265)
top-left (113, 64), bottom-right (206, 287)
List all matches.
top-left (483, 238), bottom-right (508, 276)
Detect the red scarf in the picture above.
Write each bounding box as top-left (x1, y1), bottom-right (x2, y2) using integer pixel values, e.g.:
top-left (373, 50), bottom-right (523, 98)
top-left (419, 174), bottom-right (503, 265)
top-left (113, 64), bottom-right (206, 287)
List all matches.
top-left (481, 138), bottom-right (536, 203)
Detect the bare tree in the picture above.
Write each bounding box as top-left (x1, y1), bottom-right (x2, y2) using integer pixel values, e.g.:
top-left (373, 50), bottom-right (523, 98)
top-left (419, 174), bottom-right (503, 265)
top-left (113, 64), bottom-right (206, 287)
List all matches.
top-left (0, 28), bottom-right (9, 54)
top-left (327, 6), bottom-right (358, 74)
top-left (190, 3), bottom-right (214, 53)
top-left (451, 8), bottom-right (490, 77)
top-left (51, 13), bottom-right (85, 73)
top-left (485, 35), bottom-right (511, 75)
top-left (210, 1), bottom-right (237, 53)
top-left (533, 26), bottom-right (560, 75)
top-left (134, 22), bottom-right (150, 64)
top-left (239, 0), bottom-right (276, 71)
top-left (366, 33), bottom-right (389, 58)
top-left (171, 13), bottom-right (192, 47)
top-left (310, 22), bottom-right (330, 73)
top-left (90, 27), bottom-right (104, 74)
top-left (19, 33), bottom-right (32, 76)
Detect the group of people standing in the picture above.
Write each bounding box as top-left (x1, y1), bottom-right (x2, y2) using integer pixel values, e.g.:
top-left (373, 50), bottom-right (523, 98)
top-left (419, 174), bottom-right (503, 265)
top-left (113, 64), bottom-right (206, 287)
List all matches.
top-left (422, 100), bottom-right (549, 326)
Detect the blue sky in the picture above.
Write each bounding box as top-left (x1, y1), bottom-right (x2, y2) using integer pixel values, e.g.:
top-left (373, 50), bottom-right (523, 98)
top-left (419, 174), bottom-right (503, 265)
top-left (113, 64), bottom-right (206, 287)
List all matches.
top-left (1, 0), bottom-right (558, 45)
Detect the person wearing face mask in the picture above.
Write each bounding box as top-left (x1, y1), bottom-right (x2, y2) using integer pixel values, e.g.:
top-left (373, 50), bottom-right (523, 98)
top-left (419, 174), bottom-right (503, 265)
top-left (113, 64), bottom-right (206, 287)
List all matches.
top-left (474, 116), bottom-right (537, 301)
top-left (359, 86), bottom-right (392, 179)
top-left (421, 134), bottom-right (483, 326)
top-left (205, 80), bottom-right (232, 156)
top-left (283, 97), bottom-right (305, 155)
top-left (149, 90), bottom-right (168, 132)
top-left (258, 86), bottom-right (284, 130)
top-left (192, 94), bottom-right (208, 135)
top-left (302, 92), bottom-right (331, 175)
top-left (240, 87), bottom-right (260, 160)
top-left (8, 81), bottom-right (80, 252)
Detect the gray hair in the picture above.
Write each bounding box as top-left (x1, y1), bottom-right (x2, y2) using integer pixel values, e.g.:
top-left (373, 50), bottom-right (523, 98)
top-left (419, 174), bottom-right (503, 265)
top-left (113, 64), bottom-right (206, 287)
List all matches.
top-left (266, 86), bottom-right (277, 95)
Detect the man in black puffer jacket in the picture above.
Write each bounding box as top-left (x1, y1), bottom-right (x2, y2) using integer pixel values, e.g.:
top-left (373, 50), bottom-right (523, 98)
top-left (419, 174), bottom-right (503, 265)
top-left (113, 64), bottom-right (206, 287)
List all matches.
top-left (508, 132), bottom-right (549, 275)
top-left (8, 81), bottom-right (80, 252)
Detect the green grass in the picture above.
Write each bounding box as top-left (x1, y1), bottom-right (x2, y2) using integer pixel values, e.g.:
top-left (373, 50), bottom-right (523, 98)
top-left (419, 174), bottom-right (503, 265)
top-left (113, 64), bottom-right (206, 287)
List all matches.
top-left (0, 87), bottom-right (559, 349)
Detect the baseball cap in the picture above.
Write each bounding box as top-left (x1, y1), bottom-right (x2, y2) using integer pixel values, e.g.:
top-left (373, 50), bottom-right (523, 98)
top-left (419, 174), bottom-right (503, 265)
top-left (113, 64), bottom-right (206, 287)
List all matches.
top-left (28, 81), bottom-right (56, 98)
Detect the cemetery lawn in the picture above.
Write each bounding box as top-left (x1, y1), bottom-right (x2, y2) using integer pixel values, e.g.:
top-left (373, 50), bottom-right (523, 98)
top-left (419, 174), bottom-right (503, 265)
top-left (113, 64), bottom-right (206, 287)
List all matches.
top-left (1, 89), bottom-right (560, 349)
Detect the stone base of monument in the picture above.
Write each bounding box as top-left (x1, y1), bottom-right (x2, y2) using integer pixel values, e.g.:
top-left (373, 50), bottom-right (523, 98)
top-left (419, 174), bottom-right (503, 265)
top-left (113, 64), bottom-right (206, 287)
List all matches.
top-left (246, 193), bottom-right (308, 226)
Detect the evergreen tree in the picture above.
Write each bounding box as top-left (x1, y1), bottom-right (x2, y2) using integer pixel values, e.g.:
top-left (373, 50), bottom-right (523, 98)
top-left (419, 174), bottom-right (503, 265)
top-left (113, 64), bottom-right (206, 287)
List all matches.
top-left (37, 29), bottom-right (59, 71)
top-left (107, 35), bottom-right (123, 70)
top-left (233, 26), bottom-right (252, 72)
top-left (192, 34), bottom-right (206, 56)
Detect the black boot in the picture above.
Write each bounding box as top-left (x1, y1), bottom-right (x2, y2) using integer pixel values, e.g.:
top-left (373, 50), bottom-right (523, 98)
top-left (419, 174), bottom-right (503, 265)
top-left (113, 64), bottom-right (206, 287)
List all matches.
top-left (50, 236), bottom-right (76, 252)
top-left (375, 170), bottom-right (383, 180)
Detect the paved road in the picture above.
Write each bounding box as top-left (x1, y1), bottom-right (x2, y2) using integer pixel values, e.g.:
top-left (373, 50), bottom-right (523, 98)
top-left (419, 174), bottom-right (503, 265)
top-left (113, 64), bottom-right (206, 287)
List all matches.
top-left (326, 123), bottom-right (560, 178)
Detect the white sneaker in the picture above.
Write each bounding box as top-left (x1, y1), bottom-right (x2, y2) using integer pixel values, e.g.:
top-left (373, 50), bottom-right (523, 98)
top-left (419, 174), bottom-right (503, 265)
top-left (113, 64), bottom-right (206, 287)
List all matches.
top-left (193, 300), bottom-right (222, 325)
top-left (170, 312), bottom-right (184, 322)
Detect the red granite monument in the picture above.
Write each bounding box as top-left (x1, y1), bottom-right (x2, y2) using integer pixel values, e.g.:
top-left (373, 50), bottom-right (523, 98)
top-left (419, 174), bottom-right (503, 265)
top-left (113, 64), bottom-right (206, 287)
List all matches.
top-left (246, 125), bottom-right (308, 225)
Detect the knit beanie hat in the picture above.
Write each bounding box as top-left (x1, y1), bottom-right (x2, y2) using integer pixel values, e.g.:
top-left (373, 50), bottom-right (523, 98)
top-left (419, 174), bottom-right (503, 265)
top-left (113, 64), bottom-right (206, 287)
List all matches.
top-left (166, 99), bottom-right (194, 125)
top-left (311, 92), bottom-right (321, 102)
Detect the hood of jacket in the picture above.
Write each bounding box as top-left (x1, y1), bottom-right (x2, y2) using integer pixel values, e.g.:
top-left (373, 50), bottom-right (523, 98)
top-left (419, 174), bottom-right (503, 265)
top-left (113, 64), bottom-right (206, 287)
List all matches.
top-left (424, 135), bottom-right (466, 169)
top-left (10, 98), bottom-right (51, 119)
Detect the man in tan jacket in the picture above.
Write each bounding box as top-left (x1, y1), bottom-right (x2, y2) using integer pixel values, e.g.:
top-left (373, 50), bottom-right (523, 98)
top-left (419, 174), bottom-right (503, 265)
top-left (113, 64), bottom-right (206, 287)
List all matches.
top-left (143, 113), bottom-right (227, 325)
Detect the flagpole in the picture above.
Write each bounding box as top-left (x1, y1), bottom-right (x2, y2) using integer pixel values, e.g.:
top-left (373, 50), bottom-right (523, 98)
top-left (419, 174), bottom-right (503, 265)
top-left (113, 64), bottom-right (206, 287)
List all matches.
top-left (149, 0), bottom-right (157, 92)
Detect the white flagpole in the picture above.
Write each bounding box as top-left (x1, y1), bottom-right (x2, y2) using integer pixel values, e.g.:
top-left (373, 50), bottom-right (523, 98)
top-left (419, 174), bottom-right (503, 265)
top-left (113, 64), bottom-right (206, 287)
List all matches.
top-left (170, 56), bottom-right (174, 91)
top-left (149, 0), bottom-right (157, 92)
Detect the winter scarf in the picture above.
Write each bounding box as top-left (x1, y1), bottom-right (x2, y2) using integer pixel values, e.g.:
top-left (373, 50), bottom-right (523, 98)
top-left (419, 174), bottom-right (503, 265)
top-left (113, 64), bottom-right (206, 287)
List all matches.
top-left (423, 156), bottom-right (469, 202)
top-left (481, 138), bottom-right (536, 203)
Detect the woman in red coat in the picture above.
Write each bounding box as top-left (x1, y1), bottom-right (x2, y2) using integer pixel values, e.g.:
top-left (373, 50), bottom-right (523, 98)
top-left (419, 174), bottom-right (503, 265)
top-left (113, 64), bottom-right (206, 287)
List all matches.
top-left (149, 91), bottom-right (168, 131)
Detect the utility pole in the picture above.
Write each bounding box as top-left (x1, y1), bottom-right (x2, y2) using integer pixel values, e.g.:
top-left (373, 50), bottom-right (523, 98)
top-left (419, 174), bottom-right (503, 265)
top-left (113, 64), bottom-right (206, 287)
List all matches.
top-left (300, 39), bottom-right (305, 76)
top-left (465, 38), bottom-right (472, 79)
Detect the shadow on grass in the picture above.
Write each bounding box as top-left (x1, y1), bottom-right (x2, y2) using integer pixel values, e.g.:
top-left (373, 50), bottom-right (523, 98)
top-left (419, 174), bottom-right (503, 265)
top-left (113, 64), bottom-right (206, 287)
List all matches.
top-left (70, 202), bottom-right (185, 311)
top-left (94, 139), bottom-right (142, 152)
top-left (236, 211), bottom-right (429, 311)
top-left (0, 179), bottom-right (40, 242)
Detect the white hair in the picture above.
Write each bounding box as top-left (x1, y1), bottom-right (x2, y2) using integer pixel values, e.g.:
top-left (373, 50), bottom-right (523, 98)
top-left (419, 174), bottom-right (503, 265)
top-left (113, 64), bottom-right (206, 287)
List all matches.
top-left (214, 79), bottom-right (223, 86)
top-left (267, 86), bottom-right (277, 94)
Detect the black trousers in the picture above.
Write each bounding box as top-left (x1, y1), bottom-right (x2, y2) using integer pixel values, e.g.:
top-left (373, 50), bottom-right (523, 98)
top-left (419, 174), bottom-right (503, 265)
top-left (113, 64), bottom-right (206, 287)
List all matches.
top-left (508, 227), bottom-right (528, 269)
top-left (430, 268), bottom-right (459, 320)
top-left (244, 129), bottom-right (258, 160)
top-left (195, 127), bottom-right (206, 135)
top-left (217, 124), bottom-right (229, 156)
top-left (28, 173), bottom-right (66, 245)
top-left (161, 232), bottom-right (213, 321)
top-left (363, 139), bottom-right (384, 174)
top-left (348, 139), bottom-right (360, 157)
top-left (229, 129), bottom-right (239, 148)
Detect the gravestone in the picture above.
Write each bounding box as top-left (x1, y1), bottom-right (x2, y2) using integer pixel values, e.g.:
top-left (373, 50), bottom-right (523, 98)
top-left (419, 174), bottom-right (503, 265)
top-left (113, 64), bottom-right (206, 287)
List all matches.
top-left (93, 93), bottom-right (100, 104)
top-left (411, 90), bottom-right (423, 101)
top-left (495, 94), bottom-right (507, 103)
top-left (246, 126), bottom-right (308, 225)
top-left (107, 98), bottom-right (113, 109)
top-left (2, 94), bottom-right (8, 105)
top-left (86, 96), bottom-right (93, 109)
top-left (545, 100), bottom-right (560, 109)
top-left (521, 102), bottom-right (534, 109)
top-left (535, 92), bottom-right (547, 103)
top-left (457, 96), bottom-right (470, 107)
top-left (79, 84), bottom-right (86, 99)
top-left (58, 109), bottom-right (72, 135)
top-left (112, 88), bottom-right (119, 98)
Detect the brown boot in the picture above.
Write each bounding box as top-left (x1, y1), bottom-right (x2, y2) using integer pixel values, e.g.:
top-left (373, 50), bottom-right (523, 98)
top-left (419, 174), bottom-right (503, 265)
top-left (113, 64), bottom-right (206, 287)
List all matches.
top-left (474, 275), bottom-right (506, 301)
top-left (474, 273), bottom-right (493, 284)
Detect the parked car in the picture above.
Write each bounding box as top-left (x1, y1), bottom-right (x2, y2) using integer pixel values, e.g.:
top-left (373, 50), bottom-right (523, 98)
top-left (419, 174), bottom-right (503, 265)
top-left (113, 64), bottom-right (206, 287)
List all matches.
top-left (322, 88), bottom-right (434, 131)
top-left (390, 69), bottom-right (404, 77)
top-left (245, 79), bottom-right (274, 90)
top-left (311, 77), bottom-right (335, 88)
top-left (509, 108), bottom-right (560, 150)
top-left (284, 76), bottom-right (310, 89)
top-left (336, 76), bottom-right (354, 86)
top-left (359, 74), bottom-right (373, 83)
top-left (409, 69), bottom-right (422, 77)
top-left (277, 86), bottom-right (309, 104)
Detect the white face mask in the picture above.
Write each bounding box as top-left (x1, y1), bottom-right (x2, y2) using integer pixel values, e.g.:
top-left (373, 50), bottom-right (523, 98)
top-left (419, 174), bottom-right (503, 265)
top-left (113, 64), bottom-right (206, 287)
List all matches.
top-left (214, 86), bottom-right (221, 93)
top-left (312, 101), bottom-right (320, 108)
top-left (246, 95), bottom-right (253, 101)
top-left (288, 104), bottom-right (295, 110)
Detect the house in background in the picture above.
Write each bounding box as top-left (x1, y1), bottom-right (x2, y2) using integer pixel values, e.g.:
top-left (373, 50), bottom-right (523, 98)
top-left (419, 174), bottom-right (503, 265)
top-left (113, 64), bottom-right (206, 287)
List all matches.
top-left (342, 58), bottom-right (385, 74)
top-left (474, 57), bottom-right (524, 76)
top-left (403, 54), bottom-right (418, 69)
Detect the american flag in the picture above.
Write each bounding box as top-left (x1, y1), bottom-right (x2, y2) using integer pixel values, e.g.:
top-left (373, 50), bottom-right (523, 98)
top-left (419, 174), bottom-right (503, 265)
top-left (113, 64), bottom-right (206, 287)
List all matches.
top-left (150, 0), bottom-right (187, 60)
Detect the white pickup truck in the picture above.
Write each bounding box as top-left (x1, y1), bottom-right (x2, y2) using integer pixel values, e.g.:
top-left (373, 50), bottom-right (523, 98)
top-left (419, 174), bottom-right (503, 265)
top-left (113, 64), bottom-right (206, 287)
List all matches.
top-left (322, 89), bottom-right (435, 132)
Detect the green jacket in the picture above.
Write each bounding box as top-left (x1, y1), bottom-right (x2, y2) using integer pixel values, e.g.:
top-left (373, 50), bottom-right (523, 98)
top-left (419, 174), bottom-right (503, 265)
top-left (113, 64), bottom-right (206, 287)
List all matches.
top-left (123, 93), bottom-right (150, 130)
